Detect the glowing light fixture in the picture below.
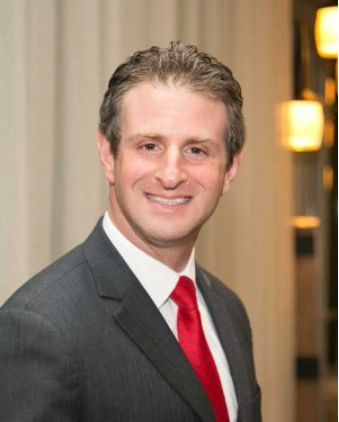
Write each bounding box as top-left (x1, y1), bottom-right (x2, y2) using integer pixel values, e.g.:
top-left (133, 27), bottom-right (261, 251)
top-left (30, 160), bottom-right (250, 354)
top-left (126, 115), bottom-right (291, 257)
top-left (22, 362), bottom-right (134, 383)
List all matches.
top-left (280, 100), bottom-right (324, 152)
top-left (315, 6), bottom-right (338, 59)
top-left (291, 216), bottom-right (321, 229)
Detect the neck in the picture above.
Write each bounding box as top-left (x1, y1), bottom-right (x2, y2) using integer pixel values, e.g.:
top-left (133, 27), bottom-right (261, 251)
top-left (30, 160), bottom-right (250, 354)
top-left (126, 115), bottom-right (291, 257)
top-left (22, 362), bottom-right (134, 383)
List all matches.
top-left (108, 207), bottom-right (195, 272)
top-left (147, 244), bottom-right (193, 273)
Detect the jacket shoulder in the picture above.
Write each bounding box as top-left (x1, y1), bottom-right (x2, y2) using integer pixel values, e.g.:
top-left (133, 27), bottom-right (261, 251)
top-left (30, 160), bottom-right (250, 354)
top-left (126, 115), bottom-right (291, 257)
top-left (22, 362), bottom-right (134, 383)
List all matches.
top-left (197, 265), bottom-right (252, 337)
top-left (2, 244), bottom-right (88, 311)
top-left (197, 265), bottom-right (246, 307)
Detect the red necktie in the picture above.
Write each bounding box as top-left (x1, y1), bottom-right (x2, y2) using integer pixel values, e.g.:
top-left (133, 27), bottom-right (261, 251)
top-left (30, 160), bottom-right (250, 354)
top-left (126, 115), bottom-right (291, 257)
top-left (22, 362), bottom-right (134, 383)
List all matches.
top-left (171, 276), bottom-right (230, 422)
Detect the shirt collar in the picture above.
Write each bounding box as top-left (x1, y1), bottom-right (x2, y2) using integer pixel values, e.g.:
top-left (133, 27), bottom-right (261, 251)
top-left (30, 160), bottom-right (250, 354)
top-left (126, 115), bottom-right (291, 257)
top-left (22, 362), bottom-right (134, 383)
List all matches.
top-left (102, 211), bottom-right (196, 309)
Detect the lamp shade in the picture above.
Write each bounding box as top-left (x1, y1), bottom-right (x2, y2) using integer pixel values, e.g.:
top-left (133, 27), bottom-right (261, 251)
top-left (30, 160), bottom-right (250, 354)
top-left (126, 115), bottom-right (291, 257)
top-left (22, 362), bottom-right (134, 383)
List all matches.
top-left (280, 100), bottom-right (324, 152)
top-left (315, 6), bottom-right (338, 58)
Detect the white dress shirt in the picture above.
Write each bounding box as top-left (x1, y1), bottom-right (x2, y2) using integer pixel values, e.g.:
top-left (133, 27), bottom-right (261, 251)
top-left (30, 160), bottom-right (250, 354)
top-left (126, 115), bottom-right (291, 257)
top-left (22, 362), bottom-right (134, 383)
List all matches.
top-left (102, 211), bottom-right (238, 421)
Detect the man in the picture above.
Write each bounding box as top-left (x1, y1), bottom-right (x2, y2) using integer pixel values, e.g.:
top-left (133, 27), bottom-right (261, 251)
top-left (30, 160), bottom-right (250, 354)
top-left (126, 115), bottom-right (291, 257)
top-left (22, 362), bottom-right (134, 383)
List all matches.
top-left (0, 42), bottom-right (261, 421)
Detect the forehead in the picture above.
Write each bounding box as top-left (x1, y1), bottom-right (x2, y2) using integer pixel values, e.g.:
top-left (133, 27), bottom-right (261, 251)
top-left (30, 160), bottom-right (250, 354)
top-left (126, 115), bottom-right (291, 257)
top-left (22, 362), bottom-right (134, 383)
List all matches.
top-left (120, 81), bottom-right (227, 139)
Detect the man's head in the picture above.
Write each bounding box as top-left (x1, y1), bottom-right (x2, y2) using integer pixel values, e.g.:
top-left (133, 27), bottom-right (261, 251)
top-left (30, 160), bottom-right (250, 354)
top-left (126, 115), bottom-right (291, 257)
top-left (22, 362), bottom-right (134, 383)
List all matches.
top-left (97, 42), bottom-right (244, 269)
top-left (99, 41), bottom-right (244, 170)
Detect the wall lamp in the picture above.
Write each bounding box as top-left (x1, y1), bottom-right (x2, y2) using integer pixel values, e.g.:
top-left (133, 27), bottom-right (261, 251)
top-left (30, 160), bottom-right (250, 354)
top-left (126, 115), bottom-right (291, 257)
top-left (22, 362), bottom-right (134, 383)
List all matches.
top-left (315, 6), bottom-right (338, 59)
top-left (279, 100), bottom-right (324, 152)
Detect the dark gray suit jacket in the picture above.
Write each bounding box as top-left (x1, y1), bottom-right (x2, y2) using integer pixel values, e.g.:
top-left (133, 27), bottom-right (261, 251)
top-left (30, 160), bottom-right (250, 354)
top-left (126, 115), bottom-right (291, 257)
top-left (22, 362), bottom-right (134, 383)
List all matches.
top-left (0, 219), bottom-right (261, 421)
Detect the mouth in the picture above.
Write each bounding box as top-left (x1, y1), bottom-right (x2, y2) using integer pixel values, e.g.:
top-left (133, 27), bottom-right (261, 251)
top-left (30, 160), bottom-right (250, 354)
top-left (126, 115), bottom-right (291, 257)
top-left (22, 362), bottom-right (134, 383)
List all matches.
top-left (146, 194), bottom-right (191, 206)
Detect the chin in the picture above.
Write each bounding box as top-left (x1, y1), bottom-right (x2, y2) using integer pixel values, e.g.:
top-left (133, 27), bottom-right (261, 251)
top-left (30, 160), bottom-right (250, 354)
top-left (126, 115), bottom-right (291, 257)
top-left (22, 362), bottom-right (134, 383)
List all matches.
top-left (143, 227), bottom-right (199, 247)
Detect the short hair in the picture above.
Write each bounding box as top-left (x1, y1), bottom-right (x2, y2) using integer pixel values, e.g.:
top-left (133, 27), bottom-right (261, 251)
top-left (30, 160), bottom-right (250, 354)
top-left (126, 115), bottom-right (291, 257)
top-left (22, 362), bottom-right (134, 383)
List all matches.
top-left (99, 41), bottom-right (245, 169)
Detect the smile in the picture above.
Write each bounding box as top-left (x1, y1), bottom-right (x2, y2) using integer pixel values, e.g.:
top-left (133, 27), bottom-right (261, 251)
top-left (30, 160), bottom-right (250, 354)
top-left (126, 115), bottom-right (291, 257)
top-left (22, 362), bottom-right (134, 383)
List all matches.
top-left (147, 195), bottom-right (191, 206)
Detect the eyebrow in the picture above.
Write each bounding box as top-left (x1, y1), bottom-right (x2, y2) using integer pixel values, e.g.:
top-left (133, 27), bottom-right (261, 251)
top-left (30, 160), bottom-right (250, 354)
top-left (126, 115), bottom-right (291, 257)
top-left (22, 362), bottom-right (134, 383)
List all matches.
top-left (126, 133), bottom-right (162, 142)
top-left (126, 133), bottom-right (218, 146)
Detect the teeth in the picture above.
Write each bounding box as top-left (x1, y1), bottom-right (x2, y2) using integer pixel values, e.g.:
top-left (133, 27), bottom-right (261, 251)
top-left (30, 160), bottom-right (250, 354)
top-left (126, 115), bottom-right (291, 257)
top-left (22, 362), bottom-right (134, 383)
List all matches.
top-left (148, 195), bottom-right (190, 206)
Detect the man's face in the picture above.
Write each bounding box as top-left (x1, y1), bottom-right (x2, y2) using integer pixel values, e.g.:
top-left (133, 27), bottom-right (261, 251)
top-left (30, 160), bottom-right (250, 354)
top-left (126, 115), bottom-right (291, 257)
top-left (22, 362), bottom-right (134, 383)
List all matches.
top-left (98, 81), bottom-right (240, 253)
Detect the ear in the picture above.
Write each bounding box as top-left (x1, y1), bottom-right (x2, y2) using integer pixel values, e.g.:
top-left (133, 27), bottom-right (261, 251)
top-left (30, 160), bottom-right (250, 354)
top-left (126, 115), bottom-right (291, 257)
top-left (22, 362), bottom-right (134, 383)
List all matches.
top-left (97, 131), bottom-right (115, 184)
top-left (222, 151), bottom-right (242, 195)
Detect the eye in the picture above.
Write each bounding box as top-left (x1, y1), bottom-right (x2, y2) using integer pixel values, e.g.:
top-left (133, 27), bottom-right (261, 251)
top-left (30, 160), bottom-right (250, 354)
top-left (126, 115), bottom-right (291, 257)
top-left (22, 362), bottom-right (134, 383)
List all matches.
top-left (137, 142), bottom-right (162, 157)
top-left (187, 146), bottom-right (207, 156)
top-left (142, 143), bottom-right (157, 151)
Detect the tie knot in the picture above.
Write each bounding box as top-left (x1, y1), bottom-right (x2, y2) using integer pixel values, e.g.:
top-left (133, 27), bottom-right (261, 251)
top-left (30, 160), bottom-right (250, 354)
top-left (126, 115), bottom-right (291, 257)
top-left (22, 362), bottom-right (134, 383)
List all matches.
top-left (170, 276), bottom-right (198, 310)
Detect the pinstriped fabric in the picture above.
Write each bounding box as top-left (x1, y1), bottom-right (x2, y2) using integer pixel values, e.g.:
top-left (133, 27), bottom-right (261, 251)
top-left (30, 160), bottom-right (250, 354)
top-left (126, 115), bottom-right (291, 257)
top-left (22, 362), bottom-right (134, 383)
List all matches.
top-left (0, 221), bottom-right (260, 421)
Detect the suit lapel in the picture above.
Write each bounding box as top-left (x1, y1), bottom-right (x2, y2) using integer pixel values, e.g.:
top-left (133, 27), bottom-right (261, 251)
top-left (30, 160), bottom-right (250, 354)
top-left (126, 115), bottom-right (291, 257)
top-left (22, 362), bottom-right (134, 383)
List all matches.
top-left (83, 221), bottom-right (215, 422)
top-left (197, 268), bottom-right (252, 422)
top-left (113, 281), bottom-right (215, 422)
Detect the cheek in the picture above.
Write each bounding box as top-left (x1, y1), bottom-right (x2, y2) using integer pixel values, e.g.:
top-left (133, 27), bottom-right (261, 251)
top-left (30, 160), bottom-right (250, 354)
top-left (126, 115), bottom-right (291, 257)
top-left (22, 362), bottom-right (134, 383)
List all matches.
top-left (196, 165), bottom-right (226, 193)
top-left (115, 157), bottom-right (153, 188)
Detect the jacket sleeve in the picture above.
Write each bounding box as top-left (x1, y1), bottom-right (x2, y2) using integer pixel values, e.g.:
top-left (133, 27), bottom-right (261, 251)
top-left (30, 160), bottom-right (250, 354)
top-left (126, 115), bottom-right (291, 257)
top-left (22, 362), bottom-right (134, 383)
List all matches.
top-left (0, 309), bottom-right (80, 421)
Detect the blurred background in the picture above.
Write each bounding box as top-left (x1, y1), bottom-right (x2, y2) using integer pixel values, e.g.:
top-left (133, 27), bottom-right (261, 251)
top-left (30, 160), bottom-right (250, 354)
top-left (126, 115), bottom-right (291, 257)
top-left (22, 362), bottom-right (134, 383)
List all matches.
top-left (0, 1), bottom-right (337, 421)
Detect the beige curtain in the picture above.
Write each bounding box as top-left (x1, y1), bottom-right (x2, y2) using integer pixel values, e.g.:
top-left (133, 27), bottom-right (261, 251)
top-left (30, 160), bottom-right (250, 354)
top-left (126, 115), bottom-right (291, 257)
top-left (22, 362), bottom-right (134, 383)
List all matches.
top-left (0, 0), bottom-right (294, 420)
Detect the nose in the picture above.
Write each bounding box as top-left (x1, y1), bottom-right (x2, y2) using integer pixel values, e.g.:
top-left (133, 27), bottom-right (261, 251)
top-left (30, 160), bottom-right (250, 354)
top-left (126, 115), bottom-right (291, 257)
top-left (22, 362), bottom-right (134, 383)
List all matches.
top-left (154, 147), bottom-right (188, 189)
